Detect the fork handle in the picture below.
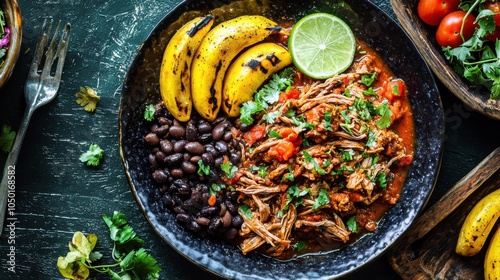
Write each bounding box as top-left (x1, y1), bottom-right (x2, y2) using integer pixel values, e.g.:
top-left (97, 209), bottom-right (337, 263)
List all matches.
top-left (0, 108), bottom-right (35, 236)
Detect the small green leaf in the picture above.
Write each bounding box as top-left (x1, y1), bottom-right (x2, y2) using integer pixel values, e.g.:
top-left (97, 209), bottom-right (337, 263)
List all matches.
top-left (144, 104), bottom-right (155, 121)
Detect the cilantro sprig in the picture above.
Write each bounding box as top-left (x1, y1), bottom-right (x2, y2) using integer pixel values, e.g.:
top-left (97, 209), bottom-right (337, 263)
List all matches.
top-left (240, 68), bottom-right (295, 125)
top-left (57, 211), bottom-right (161, 280)
top-left (79, 144), bottom-right (104, 167)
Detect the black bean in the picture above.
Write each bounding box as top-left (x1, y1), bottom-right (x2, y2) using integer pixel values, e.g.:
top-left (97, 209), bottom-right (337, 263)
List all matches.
top-left (201, 152), bottom-right (215, 166)
top-left (160, 140), bottom-right (173, 154)
top-left (208, 217), bottom-right (223, 233)
top-left (205, 144), bottom-right (218, 156)
top-left (176, 213), bottom-right (191, 223)
top-left (199, 133), bottom-right (212, 143)
top-left (181, 161), bottom-right (197, 174)
top-left (173, 206), bottom-right (186, 215)
top-left (169, 125), bottom-right (185, 139)
top-left (187, 220), bottom-right (202, 232)
top-left (214, 156), bottom-right (224, 168)
top-left (222, 211), bottom-right (232, 228)
top-left (232, 215), bottom-right (244, 227)
top-left (165, 153), bottom-right (183, 165)
top-left (224, 228), bottom-right (238, 240)
top-left (171, 168), bottom-right (184, 178)
top-left (197, 122), bottom-right (213, 134)
top-left (156, 125), bottom-right (169, 138)
top-left (158, 116), bottom-right (170, 126)
top-left (208, 169), bottom-right (219, 182)
top-left (152, 169), bottom-right (170, 184)
top-left (200, 206), bottom-right (218, 217)
top-left (225, 200), bottom-right (238, 215)
top-left (162, 194), bottom-right (175, 208)
top-left (145, 133), bottom-right (160, 146)
top-left (173, 140), bottom-right (187, 153)
top-left (223, 131), bottom-right (232, 142)
top-left (212, 123), bottom-right (226, 141)
top-left (186, 121), bottom-right (198, 141)
top-left (229, 152), bottom-right (242, 165)
top-left (190, 155), bottom-right (202, 164)
top-left (155, 151), bottom-right (166, 163)
top-left (185, 142), bottom-right (205, 154)
top-left (150, 123), bottom-right (158, 133)
top-left (196, 217), bottom-right (211, 226)
top-left (215, 141), bottom-right (229, 154)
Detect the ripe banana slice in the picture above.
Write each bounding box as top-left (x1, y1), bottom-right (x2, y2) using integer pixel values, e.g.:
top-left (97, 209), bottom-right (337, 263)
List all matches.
top-left (159, 15), bottom-right (214, 122)
top-left (456, 187), bottom-right (500, 256)
top-left (222, 42), bottom-right (292, 117)
top-left (191, 15), bottom-right (281, 121)
top-left (485, 225), bottom-right (500, 280)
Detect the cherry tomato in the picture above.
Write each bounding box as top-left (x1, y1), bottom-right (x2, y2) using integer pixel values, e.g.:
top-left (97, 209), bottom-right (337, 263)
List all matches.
top-left (486, 27), bottom-right (500, 42)
top-left (436, 11), bottom-right (477, 48)
top-left (485, 1), bottom-right (500, 26)
top-left (418, 0), bottom-right (460, 26)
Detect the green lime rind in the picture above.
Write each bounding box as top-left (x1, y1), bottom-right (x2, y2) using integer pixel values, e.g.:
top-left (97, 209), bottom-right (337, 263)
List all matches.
top-left (288, 13), bottom-right (356, 80)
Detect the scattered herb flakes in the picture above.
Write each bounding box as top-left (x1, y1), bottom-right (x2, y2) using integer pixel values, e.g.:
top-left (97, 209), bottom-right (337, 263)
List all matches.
top-left (0, 124), bottom-right (16, 153)
top-left (292, 241), bottom-right (307, 252)
top-left (144, 104), bottom-right (155, 122)
top-left (312, 188), bottom-right (330, 210)
top-left (238, 204), bottom-right (253, 219)
top-left (79, 144), bottom-right (104, 167)
top-left (57, 211), bottom-right (160, 280)
top-left (221, 162), bottom-right (238, 179)
top-left (76, 86), bottom-right (100, 112)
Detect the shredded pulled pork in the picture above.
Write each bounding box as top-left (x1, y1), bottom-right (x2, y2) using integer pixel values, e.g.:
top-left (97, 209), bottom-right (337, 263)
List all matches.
top-left (232, 53), bottom-right (413, 258)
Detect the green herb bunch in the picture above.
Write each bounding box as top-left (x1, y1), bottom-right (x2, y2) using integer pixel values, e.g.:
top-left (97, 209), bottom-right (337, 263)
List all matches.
top-left (57, 211), bottom-right (161, 280)
top-left (443, 0), bottom-right (500, 99)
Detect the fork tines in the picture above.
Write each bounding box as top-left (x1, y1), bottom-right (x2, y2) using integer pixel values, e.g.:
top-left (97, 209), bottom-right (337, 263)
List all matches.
top-left (31, 19), bottom-right (71, 80)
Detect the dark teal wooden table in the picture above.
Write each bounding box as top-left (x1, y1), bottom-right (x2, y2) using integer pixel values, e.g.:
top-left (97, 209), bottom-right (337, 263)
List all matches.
top-left (0, 0), bottom-right (498, 279)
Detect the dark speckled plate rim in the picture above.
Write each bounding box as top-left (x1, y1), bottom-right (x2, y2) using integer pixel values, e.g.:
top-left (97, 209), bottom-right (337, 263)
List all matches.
top-left (118, 0), bottom-right (445, 279)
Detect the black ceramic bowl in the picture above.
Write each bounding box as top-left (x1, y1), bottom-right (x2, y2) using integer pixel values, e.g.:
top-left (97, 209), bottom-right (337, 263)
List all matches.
top-left (119, 0), bottom-right (445, 278)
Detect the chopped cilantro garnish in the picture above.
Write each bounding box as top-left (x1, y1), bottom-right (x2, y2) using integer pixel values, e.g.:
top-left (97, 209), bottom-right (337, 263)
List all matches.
top-left (312, 188), bottom-right (330, 209)
top-left (361, 73), bottom-right (376, 86)
top-left (221, 162), bottom-right (238, 179)
top-left (269, 130), bottom-right (283, 138)
top-left (303, 151), bottom-right (326, 175)
top-left (240, 68), bottom-right (295, 125)
top-left (347, 216), bottom-right (358, 233)
top-left (375, 100), bottom-right (392, 129)
top-left (323, 112), bottom-right (333, 131)
top-left (292, 241), bottom-right (307, 252)
top-left (143, 104), bottom-right (155, 122)
top-left (239, 204), bottom-right (253, 219)
top-left (197, 160), bottom-right (210, 176)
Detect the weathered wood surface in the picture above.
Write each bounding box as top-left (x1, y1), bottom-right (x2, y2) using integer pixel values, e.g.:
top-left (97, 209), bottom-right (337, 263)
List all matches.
top-left (388, 148), bottom-right (500, 279)
top-left (0, 1), bottom-right (498, 280)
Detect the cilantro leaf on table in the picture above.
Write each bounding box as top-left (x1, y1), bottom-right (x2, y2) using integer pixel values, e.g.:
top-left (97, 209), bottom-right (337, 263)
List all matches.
top-left (79, 144), bottom-right (104, 167)
top-left (76, 86), bottom-right (100, 112)
top-left (57, 211), bottom-right (161, 280)
top-left (0, 124), bottom-right (16, 153)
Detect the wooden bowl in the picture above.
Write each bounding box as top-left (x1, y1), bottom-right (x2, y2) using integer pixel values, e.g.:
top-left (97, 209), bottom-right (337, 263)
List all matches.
top-left (0, 0), bottom-right (22, 89)
top-left (390, 0), bottom-right (500, 120)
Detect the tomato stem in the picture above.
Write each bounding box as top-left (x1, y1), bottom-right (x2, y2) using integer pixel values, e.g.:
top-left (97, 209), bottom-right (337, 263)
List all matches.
top-left (461, 0), bottom-right (481, 42)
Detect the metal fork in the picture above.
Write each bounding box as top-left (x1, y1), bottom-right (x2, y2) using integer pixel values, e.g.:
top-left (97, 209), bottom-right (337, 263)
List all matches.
top-left (0, 19), bottom-right (71, 236)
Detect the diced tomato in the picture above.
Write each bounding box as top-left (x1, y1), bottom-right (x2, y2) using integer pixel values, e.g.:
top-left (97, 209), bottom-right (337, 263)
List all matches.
top-left (383, 79), bottom-right (406, 103)
top-left (305, 106), bottom-right (322, 123)
top-left (280, 127), bottom-right (298, 141)
top-left (278, 88), bottom-right (301, 103)
top-left (268, 140), bottom-right (297, 162)
top-left (306, 215), bottom-right (322, 222)
top-left (243, 124), bottom-right (266, 145)
top-left (208, 195), bottom-right (217, 206)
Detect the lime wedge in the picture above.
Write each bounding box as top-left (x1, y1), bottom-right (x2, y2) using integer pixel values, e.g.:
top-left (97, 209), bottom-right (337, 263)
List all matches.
top-left (288, 13), bottom-right (356, 79)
